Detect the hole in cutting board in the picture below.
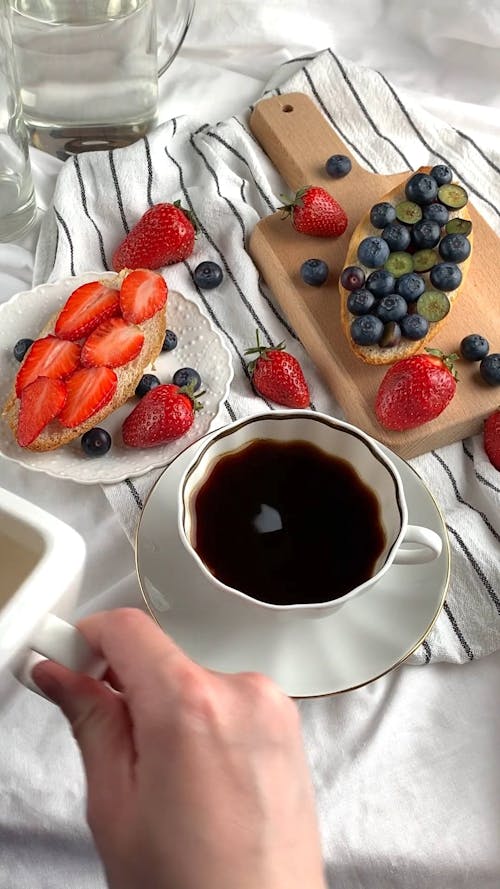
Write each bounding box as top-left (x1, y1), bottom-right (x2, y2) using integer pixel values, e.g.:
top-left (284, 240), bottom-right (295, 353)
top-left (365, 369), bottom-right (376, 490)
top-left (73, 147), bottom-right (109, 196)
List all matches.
top-left (281, 104), bottom-right (294, 112)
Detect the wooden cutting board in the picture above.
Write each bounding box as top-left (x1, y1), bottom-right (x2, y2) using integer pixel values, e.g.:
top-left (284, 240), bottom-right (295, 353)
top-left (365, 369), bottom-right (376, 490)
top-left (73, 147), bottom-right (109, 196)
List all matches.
top-left (248, 93), bottom-right (500, 459)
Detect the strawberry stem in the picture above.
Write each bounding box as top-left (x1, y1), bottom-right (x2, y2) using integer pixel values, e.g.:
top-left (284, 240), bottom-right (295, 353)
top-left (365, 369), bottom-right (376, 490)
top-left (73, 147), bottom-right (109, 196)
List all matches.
top-left (425, 348), bottom-right (460, 380)
top-left (177, 379), bottom-right (205, 410)
top-left (244, 329), bottom-right (285, 372)
top-left (173, 199), bottom-right (199, 235)
top-left (278, 186), bottom-right (310, 220)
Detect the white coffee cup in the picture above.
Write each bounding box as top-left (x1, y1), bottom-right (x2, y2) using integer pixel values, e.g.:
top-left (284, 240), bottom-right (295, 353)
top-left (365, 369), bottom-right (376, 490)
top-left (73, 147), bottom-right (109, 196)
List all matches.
top-left (0, 487), bottom-right (105, 706)
top-left (178, 412), bottom-right (442, 616)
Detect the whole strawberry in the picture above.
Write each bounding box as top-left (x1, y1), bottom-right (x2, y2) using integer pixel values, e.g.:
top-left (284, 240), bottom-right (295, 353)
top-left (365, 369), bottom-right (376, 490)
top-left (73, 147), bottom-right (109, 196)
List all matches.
top-left (245, 331), bottom-right (310, 408)
top-left (122, 383), bottom-right (202, 448)
top-left (484, 408), bottom-right (500, 471)
top-left (375, 349), bottom-right (458, 431)
top-left (112, 201), bottom-right (196, 272)
top-left (279, 185), bottom-right (348, 237)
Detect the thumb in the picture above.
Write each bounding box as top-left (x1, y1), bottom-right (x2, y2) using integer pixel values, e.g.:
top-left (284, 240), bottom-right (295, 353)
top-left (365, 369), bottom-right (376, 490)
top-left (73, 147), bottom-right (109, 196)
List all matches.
top-left (32, 659), bottom-right (134, 825)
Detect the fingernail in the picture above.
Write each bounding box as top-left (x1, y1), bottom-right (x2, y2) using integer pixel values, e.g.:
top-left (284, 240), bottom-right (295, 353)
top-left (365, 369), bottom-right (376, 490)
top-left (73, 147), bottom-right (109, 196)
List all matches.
top-left (31, 664), bottom-right (63, 703)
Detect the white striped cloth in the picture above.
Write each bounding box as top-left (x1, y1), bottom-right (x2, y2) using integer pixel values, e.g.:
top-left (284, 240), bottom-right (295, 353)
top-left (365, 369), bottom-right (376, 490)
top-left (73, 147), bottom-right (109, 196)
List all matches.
top-left (33, 49), bottom-right (500, 667)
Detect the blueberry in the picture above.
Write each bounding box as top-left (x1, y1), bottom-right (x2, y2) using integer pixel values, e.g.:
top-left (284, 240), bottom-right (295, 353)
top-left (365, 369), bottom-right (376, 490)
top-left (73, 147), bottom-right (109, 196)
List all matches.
top-left (13, 338), bottom-right (34, 362)
top-left (340, 266), bottom-right (365, 291)
top-left (300, 258), bottom-right (329, 286)
top-left (357, 237), bottom-right (390, 269)
top-left (325, 154), bottom-right (352, 178)
top-left (479, 353), bottom-right (500, 386)
top-left (400, 313), bottom-right (430, 340)
top-left (411, 219), bottom-right (441, 250)
top-left (438, 233), bottom-right (471, 264)
top-left (81, 427), bottom-right (112, 457)
top-left (162, 329), bottom-right (178, 352)
top-left (380, 322), bottom-right (402, 349)
top-left (350, 314), bottom-right (384, 346)
top-left (396, 272), bottom-right (425, 303)
top-left (460, 334), bottom-right (489, 362)
top-left (429, 262), bottom-right (462, 292)
top-left (366, 269), bottom-right (396, 298)
top-left (370, 202), bottom-right (396, 229)
top-left (422, 202), bottom-right (449, 226)
top-left (173, 367), bottom-right (202, 390)
top-left (135, 374), bottom-right (161, 398)
top-left (382, 222), bottom-right (411, 252)
top-left (405, 172), bottom-right (438, 205)
top-left (347, 289), bottom-right (376, 316)
top-left (194, 261), bottom-right (223, 290)
top-left (430, 164), bottom-right (453, 186)
top-left (376, 295), bottom-right (408, 323)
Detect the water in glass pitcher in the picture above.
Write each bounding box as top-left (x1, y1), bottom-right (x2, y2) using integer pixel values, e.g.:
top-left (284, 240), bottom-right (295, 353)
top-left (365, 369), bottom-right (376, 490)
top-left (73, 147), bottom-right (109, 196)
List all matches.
top-left (10, 0), bottom-right (159, 157)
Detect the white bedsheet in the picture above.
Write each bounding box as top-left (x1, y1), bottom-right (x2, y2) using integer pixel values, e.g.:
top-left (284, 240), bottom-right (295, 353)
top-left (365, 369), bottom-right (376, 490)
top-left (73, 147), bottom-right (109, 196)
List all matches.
top-left (0, 2), bottom-right (499, 887)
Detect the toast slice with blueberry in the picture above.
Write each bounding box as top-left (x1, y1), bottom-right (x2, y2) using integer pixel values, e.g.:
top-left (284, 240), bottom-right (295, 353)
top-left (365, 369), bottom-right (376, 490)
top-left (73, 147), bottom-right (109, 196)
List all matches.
top-left (339, 166), bottom-right (473, 366)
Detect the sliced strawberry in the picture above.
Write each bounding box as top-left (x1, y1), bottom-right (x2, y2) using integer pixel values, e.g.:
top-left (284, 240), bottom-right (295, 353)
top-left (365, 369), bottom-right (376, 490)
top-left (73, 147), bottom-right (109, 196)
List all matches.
top-left (15, 335), bottom-right (81, 397)
top-left (58, 366), bottom-right (117, 428)
top-left (55, 281), bottom-right (120, 341)
top-left (119, 270), bottom-right (167, 324)
top-left (81, 317), bottom-right (144, 368)
top-left (17, 377), bottom-right (67, 447)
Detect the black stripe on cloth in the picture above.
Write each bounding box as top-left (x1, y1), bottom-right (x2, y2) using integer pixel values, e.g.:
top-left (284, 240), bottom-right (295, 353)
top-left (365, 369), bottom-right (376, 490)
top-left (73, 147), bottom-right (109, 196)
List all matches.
top-left (232, 115), bottom-right (263, 151)
top-left (281, 54), bottom-right (318, 66)
top-left (192, 136), bottom-right (317, 410)
top-left (327, 49), bottom-right (412, 171)
top-left (189, 133), bottom-right (246, 238)
top-left (144, 136), bottom-right (154, 208)
top-left (125, 479), bottom-right (143, 510)
top-left (187, 133), bottom-right (275, 345)
top-left (234, 173), bottom-right (302, 341)
top-left (302, 68), bottom-right (378, 173)
top-left (172, 117), bottom-right (177, 136)
top-left (225, 400), bottom-right (237, 422)
top-left (256, 278), bottom-right (299, 341)
top-left (431, 450), bottom-right (500, 543)
top-left (422, 640), bottom-right (432, 663)
top-left (275, 87), bottom-right (282, 96)
top-left (206, 131), bottom-right (276, 211)
top-left (182, 258), bottom-right (272, 409)
top-left (54, 208), bottom-right (75, 276)
top-left (376, 71), bottom-right (500, 220)
top-left (108, 150), bottom-right (130, 233)
top-left (49, 225), bottom-right (59, 278)
top-left (443, 601), bottom-right (474, 659)
top-left (163, 140), bottom-right (283, 412)
top-left (73, 156), bottom-right (109, 270)
top-left (189, 133), bottom-right (318, 402)
top-left (454, 128), bottom-right (500, 178)
top-left (462, 441), bottom-right (500, 495)
top-left (446, 522), bottom-right (500, 614)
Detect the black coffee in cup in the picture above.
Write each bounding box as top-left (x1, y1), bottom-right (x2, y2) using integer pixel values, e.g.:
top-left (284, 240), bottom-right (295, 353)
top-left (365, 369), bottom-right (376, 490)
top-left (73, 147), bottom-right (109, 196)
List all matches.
top-left (192, 439), bottom-right (386, 606)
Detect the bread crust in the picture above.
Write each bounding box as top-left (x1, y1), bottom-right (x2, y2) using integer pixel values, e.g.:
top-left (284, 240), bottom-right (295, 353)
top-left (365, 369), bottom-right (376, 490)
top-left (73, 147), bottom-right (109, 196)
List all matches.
top-left (339, 167), bottom-right (473, 365)
top-left (2, 287), bottom-right (167, 452)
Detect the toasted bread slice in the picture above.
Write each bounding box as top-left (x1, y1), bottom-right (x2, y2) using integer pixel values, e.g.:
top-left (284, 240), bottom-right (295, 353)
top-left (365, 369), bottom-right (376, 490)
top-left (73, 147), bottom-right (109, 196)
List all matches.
top-left (2, 282), bottom-right (167, 452)
top-left (339, 167), bottom-right (473, 365)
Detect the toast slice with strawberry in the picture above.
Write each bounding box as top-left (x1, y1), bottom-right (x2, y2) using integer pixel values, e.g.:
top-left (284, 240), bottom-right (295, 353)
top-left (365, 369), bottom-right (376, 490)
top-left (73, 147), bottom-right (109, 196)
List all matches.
top-left (2, 270), bottom-right (167, 451)
top-left (339, 166), bottom-right (473, 365)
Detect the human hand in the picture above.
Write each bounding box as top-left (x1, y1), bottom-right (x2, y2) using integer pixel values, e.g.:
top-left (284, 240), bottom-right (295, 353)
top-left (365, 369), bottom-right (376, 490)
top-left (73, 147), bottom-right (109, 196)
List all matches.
top-left (32, 608), bottom-right (326, 889)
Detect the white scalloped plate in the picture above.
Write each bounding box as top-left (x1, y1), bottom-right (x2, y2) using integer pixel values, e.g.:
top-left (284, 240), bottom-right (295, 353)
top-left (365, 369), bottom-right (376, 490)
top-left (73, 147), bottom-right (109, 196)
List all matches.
top-left (0, 273), bottom-right (233, 484)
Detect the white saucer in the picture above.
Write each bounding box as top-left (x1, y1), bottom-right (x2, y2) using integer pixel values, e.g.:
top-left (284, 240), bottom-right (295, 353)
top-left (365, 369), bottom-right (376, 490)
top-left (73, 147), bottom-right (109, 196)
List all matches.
top-left (0, 273), bottom-right (233, 484)
top-left (136, 431), bottom-right (450, 697)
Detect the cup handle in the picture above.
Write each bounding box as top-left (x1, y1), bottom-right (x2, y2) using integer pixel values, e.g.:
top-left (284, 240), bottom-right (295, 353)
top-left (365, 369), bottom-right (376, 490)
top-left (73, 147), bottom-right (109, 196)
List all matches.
top-left (16, 613), bottom-right (106, 698)
top-left (392, 525), bottom-right (443, 565)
